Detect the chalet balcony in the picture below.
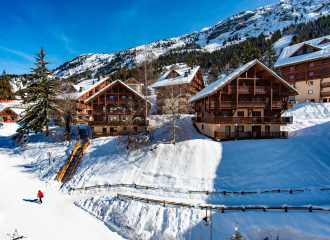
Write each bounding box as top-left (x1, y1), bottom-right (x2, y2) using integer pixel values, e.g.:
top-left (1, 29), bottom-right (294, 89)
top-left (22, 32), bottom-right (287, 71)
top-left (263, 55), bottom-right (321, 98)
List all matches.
top-left (321, 91), bottom-right (330, 97)
top-left (321, 82), bottom-right (330, 88)
top-left (94, 99), bottom-right (119, 105)
top-left (222, 86), bottom-right (279, 94)
top-left (214, 131), bottom-right (288, 140)
top-left (193, 116), bottom-right (293, 124)
top-left (87, 120), bottom-right (148, 127)
top-left (92, 132), bottom-right (123, 138)
top-left (207, 101), bottom-right (290, 109)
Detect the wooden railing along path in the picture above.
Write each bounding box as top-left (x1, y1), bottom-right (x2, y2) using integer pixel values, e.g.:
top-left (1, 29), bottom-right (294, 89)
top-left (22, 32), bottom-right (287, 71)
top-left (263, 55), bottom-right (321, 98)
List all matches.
top-left (57, 137), bottom-right (81, 182)
top-left (70, 183), bottom-right (330, 196)
top-left (117, 193), bottom-right (330, 213)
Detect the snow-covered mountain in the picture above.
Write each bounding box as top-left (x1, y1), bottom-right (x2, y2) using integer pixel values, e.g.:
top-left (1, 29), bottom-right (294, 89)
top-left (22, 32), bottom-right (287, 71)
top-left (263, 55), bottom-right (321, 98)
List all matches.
top-left (53, 0), bottom-right (330, 78)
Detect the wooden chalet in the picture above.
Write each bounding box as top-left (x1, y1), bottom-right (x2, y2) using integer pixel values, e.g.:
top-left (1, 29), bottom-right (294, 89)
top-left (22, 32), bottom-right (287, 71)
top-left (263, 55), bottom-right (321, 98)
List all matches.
top-left (151, 66), bottom-right (204, 114)
top-left (124, 78), bottom-right (143, 94)
top-left (188, 60), bottom-right (299, 141)
top-left (274, 35), bottom-right (330, 103)
top-left (73, 77), bottom-right (113, 123)
top-left (83, 80), bottom-right (151, 138)
top-left (0, 107), bottom-right (25, 123)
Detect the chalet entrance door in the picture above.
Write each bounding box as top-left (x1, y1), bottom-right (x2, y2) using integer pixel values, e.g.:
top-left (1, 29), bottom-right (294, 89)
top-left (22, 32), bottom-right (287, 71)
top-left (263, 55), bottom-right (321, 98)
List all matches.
top-left (252, 126), bottom-right (261, 138)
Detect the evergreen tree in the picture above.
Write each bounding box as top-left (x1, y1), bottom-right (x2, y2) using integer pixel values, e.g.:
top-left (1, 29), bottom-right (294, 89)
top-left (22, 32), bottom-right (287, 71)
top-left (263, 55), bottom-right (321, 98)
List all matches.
top-left (18, 47), bottom-right (59, 136)
top-left (207, 64), bottom-right (220, 84)
top-left (0, 70), bottom-right (15, 100)
top-left (241, 40), bottom-right (253, 64)
top-left (262, 40), bottom-right (278, 69)
top-left (252, 47), bottom-right (262, 61)
top-left (230, 51), bottom-right (240, 69)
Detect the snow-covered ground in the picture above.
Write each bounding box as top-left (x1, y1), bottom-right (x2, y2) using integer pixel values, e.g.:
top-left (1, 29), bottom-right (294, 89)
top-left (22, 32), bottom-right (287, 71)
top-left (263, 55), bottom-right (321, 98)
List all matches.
top-left (1, 103), bottom-right (330, 239)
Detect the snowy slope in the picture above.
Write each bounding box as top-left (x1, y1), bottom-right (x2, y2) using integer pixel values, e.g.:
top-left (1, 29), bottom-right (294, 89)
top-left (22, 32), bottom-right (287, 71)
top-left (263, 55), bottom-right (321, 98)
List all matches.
top-left (1, 103), bottom-right (330, 239)
top-left (53, 0), bottom-right (330, 78)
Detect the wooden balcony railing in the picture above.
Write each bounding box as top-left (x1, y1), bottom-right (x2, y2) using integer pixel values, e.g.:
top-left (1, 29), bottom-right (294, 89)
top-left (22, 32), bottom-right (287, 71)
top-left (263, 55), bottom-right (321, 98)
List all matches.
top-left (88, 120), bottom-right (148, 127)
top-left (214, 131), bottom-right (288, 140)
top-left (92, 132), bottom-right (123, 138)
top-left (208, 101), bottom-right (291, 109)
top-left (321, 91), bottom-right (330, 97)
top-left (321, 82), bottom-right (330, 88)
top-left (225, 86), bottom-right (279, 94)
top-left (193, 116), bottom-right (293, 124)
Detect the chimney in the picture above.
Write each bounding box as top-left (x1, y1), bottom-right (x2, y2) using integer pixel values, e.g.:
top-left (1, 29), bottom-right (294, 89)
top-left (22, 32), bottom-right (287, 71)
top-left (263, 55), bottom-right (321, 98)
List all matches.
top-left (188, 69), bottom-right (191, 74)
top-left (98, 75), bottom-right (101, 81)
top-left (191, 65), bottom-right (193, 69)
top-left (184, 72), bottom-right (188, 77)
top-left (79, 87), bottom-right (84, 92)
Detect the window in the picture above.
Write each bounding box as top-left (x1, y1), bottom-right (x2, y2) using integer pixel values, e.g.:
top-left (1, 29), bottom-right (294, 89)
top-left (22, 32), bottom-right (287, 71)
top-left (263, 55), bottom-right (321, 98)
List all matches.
top-left (308, 81), bottom-right (313, 86)
top-left (290, 75), bottom-right (294, 80)
top-left (235, 126), bottom-right (244, 132)
top-left (202, 124), bottom-right (204, 130)
top-left (297, 49), bottom-right (303, 56)
top-left (307, 47), bottom-right (313, 53)
top-left (225, 126), bottom-right (231, 132)
top-left (309, 72), bottom-right (314, 76)
top-left (123, 127), bottom-right (127, 132)
top-left (311, 99), bottom-right (315, 103)
top-left (323, 98), bottom-right (328, 102)
top-left (308, 90), bottom-right (313, 95)
top-left (103, 106), bottom-right (105, 111)
top-left (103, 117), bottom-right (106, 121)
top-left (309, 62), bottom-right (314, 67)
top-left (110, 95), bottom-right (114, 99)
top-left (265, 125), bottom-right (270, 132)
top-left (290, 67), bottom-right (294, 72)
top-left (237, 111), bottom-right (244, 117)
top-left (103, 127), bottom-right (107, 133)
top-left (109, 117), bottom-right (117, 121)
top-left (252, 111), bottom-right (261, 117)
top-left (305, 100), bottom-right (309, 103)
top-left (122, 116), bottom-right (128, 121)
top-left (134, 127), bottom-right (137, 132)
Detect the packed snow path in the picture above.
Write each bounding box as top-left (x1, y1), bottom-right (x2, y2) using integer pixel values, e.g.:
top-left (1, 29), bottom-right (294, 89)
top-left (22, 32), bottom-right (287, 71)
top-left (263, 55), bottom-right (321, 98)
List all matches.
top-left (0, 125), bottom-right (125, 240)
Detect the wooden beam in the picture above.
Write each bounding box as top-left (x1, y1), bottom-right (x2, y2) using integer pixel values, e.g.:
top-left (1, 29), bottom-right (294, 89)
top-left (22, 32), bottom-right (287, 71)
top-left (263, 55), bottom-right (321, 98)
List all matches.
top-left (219, 90), bottom-right (221, 111)
top-left (234, 78), bottom-right (272, 80)
top-left (236, 78), bottom-right (239, 110)
top-left (105, 92), bottom-right (107, 117)
top-left (254, 66), bottom-right (256, 95)
top-left (98, 96), bottom-right (100, 105)
top-left (270, 79), bottom-right (273, 111)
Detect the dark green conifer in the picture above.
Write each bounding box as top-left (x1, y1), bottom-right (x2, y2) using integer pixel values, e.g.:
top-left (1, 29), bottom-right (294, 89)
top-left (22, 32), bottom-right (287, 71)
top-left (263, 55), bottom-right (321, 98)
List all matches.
top-left (0, 70), bottom-right (15, 100)
top-left (262, 40), bottom-right (278, 69)
top-left (18, 47), bottom-right (59, 136)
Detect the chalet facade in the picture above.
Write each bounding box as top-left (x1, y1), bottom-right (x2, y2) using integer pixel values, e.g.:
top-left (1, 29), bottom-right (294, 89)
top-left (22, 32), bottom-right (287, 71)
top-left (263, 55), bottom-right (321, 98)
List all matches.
top-left (151, 66), bottom-right (204, 114)
top-left (69, 77), bottom-right (113, 123)
top-left (0, 107), bottom-right (25, 123)
top-left (124, 78), bottom-right (143, 94)
top-left (188, 60), bottom-right (299, 141)
top-left (274, 35), bottom-right (330, 103)
top-left (83, 80), bottom-right (151, 138)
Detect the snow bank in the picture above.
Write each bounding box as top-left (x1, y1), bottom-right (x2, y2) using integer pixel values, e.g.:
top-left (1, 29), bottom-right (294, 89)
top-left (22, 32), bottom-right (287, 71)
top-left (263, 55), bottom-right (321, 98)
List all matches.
top-left (76, 196), bottom-right (330, 240)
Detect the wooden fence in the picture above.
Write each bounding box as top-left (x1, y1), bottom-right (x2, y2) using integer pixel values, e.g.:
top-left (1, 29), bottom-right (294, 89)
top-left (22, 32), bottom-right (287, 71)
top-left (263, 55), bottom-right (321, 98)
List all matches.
top-left (117, 193), bottom-right (330, 213)
top-left (71, 183), bottom-right (158, 191)
top-left (70, 183), bottom-right (330, 196)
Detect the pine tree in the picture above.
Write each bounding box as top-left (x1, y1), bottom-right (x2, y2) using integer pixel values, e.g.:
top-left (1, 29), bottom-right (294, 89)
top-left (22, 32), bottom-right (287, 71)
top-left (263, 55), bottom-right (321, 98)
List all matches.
top-left (0, 70), bottom-right (15, 100)
top-left (262, 40), bottom-right (278, 69)
top-left (241, 40), bottom-right (253, 64)
top-left (230, 51), bottom-right (240, 69)
top-left (18, 47), bottom-right (59, 136)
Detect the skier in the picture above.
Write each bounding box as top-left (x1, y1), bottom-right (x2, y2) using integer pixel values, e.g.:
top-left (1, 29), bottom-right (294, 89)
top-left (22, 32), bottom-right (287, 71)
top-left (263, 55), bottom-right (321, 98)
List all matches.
top-left (37, 190), bottom-right (44, 203)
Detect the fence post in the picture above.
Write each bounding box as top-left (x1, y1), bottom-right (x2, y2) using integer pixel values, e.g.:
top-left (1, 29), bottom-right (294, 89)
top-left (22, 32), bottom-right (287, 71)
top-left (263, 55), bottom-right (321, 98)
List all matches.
top-left (147, 198), bottom-right (149, 203)
top-left (206, 191), bottom-right (209, 195)
top-left (263, 207), bottom-right (266, 212)
top-left (117, 193), bottom-right (119, 198)
top-left (189, 190), bottom-right (191, 194)
top-left (309, 206), bottom-right (312, 212)
top-left (222, 207), bottom-right (224, 213)
top-left (85, 187), bottom-right (87, 191)
top-left (134, 184), bottom-right (136, 188)
top-left (290, 189), bottom-right (292, 194)
top-left (163, 200), bottom-right (166, 207)
top-left (223, 191), bottom-right (226, 195)
top-left (109, 184), bottom-right (111, 188)
top-left (285, 206), bottom-right (288, 212)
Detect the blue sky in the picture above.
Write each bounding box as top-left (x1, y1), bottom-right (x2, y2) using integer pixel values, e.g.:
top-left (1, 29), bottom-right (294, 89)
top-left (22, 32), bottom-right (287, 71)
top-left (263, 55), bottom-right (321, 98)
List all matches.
top-left (0, 0), bottom-right (277, 74)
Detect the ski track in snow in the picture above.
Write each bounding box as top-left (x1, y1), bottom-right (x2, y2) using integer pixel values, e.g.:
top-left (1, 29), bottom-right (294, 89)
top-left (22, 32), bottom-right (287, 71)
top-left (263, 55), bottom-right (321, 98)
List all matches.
top-left (1, 103), bottom-right (330, 239)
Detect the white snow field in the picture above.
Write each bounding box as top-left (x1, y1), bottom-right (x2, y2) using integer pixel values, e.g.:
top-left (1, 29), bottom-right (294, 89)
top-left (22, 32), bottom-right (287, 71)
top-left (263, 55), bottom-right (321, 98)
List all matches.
top-left (0, 103), bottom-right (330, 239)
top-left (0, 124), bottom-right (126, 240)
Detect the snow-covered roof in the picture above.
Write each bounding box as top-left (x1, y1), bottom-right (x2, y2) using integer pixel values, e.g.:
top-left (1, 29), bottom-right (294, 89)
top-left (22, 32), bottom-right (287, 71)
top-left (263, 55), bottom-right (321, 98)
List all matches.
top-left (73, 77), bottom-right (110, 100)
top-left (275, 35), bottom-right (330, 68)
top-left (189, 60), bottom-right (299, 103)
top-left (84, 80), bottom-right (151, 104)
top-left (151, 66), bottom-right (200, 88)
top-left (0, 107), bottom-right (26, 116)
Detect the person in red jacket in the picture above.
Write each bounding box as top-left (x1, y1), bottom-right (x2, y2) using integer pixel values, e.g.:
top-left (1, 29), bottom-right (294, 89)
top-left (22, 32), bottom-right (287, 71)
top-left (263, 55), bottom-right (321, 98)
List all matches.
top-left (37, 190), bottom-right (44, 203)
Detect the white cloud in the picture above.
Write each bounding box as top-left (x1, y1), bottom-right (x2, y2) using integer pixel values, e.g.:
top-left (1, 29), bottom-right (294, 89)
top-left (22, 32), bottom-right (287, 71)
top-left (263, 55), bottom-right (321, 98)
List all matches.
top-left (0, 46), bottom-right (35, 62)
